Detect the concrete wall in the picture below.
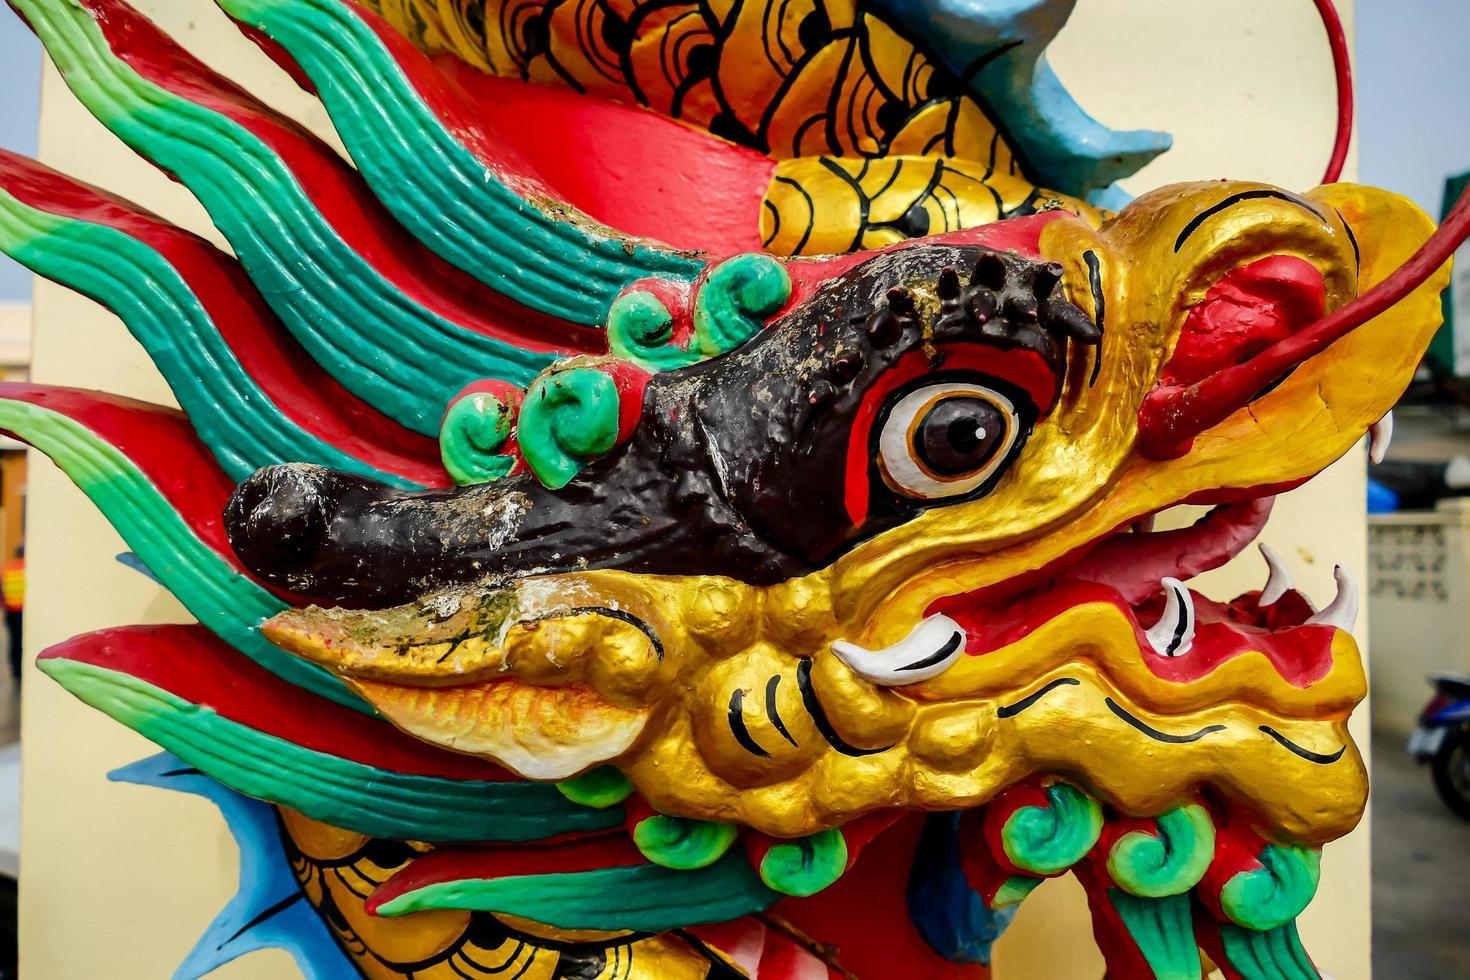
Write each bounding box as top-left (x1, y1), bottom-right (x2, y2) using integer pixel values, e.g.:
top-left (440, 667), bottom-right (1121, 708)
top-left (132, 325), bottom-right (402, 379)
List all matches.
top-left (17, 1), bottom-right (1373, 977)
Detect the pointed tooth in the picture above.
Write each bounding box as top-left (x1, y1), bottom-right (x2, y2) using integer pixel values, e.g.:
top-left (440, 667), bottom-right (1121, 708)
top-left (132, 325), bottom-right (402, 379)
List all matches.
top-left (1132, 514), bottom-right (1156, 534)
top-left (1369, 412), bottom-right (1394, 465)
top-left (831, 614), bottom-right (967, 685)
top-left (1144, 577), bottom-right (1195, 657)
top-left (1306, 565), bottom-right (1359, 631)
top-left (1258, 543), bottom-right (1294, 607)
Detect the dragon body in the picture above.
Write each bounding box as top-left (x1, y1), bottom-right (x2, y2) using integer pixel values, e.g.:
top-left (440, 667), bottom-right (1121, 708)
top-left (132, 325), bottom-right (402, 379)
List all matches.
top-left (0, 0), bottom-right (1451, 977)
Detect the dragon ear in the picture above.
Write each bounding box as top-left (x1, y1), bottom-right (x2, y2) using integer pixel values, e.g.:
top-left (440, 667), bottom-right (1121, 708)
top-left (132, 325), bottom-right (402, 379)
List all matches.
top-left (1136, 184), bottom-right (1442, 496)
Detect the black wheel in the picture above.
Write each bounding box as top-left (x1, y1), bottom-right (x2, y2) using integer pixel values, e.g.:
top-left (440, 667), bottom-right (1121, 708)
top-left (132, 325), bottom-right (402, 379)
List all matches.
top-left (1431, 728), bottom-right (1470, 821)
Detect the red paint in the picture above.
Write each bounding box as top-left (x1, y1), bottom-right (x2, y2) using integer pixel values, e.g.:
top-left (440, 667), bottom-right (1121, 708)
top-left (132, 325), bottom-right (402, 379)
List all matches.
top-left (956, 809), bottom-right (1021, 906)
top-left (841, 346), bottom-right (1060, 527)
top-left (40, 623), bottom-right (523, 781)
top-left (601, 359), bottom-right (653, 445)
top-left (366, 835), bottom-right (649, 915)
top-left (0, 384), bottom-right (279, 584)
top-left (1312, 0), bottom-right (1354, 184)
top-left (76, 0), bottom-right (601, 356)
top-left (933, 578), bottom-right (1338, 689)
top-left (0, 149), bottom-right (448, 487)
top-left (1161, 256), bottom-right (1326, 387)
top-left (772, 814), bottom-right (988, 979)
top-left (1139, 182), bottom-right (1470, 459)
top-left (1065, 499), bottom-right (1274, 605)
top-left (447, 66), bottom-right (776, 258)
top-left (1194, 808), bottom-right (1269, 922)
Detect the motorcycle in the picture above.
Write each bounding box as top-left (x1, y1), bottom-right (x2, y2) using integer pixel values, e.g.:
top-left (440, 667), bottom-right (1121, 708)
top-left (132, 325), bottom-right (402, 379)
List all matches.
top-left (1409, 673), bottom-right (1470, 819)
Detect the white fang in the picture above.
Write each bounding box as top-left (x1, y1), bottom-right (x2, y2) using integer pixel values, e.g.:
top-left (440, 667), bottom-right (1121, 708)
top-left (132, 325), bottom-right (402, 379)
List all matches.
top-left (1258, 543), bottom-right (1294, 607)
top-left (832, 614), bottom-right (967, 685)
top-left (1306, 565), bottom-right (1359, 631)
top-left (1145, 577), bottom-right (1195, 657)
top-left (1368, 412), bottom-right (1394, 465)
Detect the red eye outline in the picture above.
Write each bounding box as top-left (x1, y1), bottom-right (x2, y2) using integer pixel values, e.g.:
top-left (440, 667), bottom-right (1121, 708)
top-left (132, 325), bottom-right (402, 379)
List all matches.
top-left (842, 345), bottom-right (1056, 526)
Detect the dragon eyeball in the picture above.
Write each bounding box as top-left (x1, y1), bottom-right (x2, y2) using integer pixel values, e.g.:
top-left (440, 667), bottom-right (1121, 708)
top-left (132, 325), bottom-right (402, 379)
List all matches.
top-left (877, 382), bottom-right (1020, 500)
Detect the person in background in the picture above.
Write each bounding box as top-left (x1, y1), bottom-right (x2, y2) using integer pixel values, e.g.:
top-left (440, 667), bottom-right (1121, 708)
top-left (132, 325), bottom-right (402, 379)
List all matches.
top-left (2, 548), bottom-right (22, 688)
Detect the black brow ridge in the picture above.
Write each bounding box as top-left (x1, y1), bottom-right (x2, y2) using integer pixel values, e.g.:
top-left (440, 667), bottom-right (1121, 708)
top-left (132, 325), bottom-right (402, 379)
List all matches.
top-left (1174, 190), bottom-right (1325, 252)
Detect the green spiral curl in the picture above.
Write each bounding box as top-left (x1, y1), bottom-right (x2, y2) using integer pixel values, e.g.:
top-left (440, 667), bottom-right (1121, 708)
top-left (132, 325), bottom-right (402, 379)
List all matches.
top-left (693, 254), bottom-right (792, 356)
top-left (999, 783), bottom-right (1104, 876)
top-left (517, 367), bottom-right (622, 490)
top-left (759, 828), bottom-right (848, 897)
top-left (439, 389), bottom-right (518, 485)
top-left (633, 815), bottom-right (740, 871)
top-left (1106, 805), bottom-right (1216, 899)
top-left (607, 291), bottom-right (703, 372)
top-left (1220, 845), bottom-right (1322, 932)
top-left (556, 766), bottom-right (635, 809)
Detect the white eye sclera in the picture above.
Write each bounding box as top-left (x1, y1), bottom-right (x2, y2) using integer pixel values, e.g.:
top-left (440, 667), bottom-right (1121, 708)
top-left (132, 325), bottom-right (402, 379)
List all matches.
top-left (877, 382), bottom-right (1020, 500)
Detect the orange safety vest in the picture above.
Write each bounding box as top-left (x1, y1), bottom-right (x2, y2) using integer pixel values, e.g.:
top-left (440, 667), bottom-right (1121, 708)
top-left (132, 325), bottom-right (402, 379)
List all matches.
top-left (2, 558), bottom-right (23, 612)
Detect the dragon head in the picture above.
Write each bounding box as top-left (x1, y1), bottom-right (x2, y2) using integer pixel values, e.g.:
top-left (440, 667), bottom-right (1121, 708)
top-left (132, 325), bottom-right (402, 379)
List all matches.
top-left (3, 0), bottom-right (1455, 973)
top-left (242, 179), bottom-right (1436, 848)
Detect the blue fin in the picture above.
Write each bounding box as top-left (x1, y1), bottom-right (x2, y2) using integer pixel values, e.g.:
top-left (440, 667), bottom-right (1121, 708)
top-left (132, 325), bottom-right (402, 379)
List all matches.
top-left (109, 753), bottom-right (357, 980)
top-left (868, 0), bottom-right (1171, 198)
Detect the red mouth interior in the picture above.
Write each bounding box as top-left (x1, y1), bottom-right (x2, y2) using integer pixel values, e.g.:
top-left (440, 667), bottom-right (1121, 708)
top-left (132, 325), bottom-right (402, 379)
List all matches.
top-left (928, 497), bottom-right (1339, 688)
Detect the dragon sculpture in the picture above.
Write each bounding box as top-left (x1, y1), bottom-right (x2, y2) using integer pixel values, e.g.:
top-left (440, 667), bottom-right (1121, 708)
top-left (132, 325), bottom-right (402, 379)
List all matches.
top-left (1, 0), bottom-right (1464, 976)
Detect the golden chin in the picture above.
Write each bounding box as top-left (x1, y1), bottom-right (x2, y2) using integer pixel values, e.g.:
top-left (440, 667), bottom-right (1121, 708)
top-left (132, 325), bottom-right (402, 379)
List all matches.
top-left (267, 574), bottom-right (1367, 845)
top-left (625, 658), bottom-right (1367, 845)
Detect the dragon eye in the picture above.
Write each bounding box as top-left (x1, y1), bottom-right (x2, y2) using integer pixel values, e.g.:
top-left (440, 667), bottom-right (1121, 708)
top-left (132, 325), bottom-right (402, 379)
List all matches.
top-left (877, 382), bottom-right (1020, 500)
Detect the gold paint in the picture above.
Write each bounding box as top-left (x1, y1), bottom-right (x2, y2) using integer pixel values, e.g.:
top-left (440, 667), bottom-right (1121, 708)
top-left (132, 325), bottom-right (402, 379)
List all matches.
top-left (267, 181), bottom-right (1440, 850)
top-left (761, 155), bottom-right (1098, 256)
top-left (278, 811), bottom-right (720, 978)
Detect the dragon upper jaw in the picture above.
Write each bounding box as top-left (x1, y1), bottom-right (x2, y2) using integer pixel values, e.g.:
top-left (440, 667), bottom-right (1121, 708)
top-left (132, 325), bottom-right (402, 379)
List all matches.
top-left (838, 489), bottom-right (1365, 718)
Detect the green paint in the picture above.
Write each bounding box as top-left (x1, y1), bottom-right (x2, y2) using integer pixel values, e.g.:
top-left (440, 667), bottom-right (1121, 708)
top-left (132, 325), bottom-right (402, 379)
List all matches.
top-left (1106, 805), bottom-right (1215, 899)
top-left (42, 658), bottom-right (625, 843)
top-left (555, 766), bottom-right (634, 809)
top-left (15, 0), bottom-right (552, 436)
top-left (375, 850), bottom-right (778, 930)
top-left (214, 0), bottom-right (703, 326)
top-left (0, 397), bottom-right (369, 712)
top-left (1108, 890), bottom-right (1202, 980)
top-left (990, 874), bottom-right (1043, 909)
top-left (694, 253), bottom-right (792, 356)
top-left (439, 389), bottom-right (516, 485)
top-left (633, 815), bottom-right (739, 871)
top-left (758, 828), bottom-right (848, 897)
top-left (1217, 921), bottom-right (1321, 980)
top-left (607, 290), bottom-right (702, 372)
top-left (1000, 783), bottom-right (1103, 876)
top-left (0, 189), bottom-right (419, 488)
top-left (518, 367), bottom-right (621, 489)
top-left (1220, 845), bottom-right (1321, 932)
